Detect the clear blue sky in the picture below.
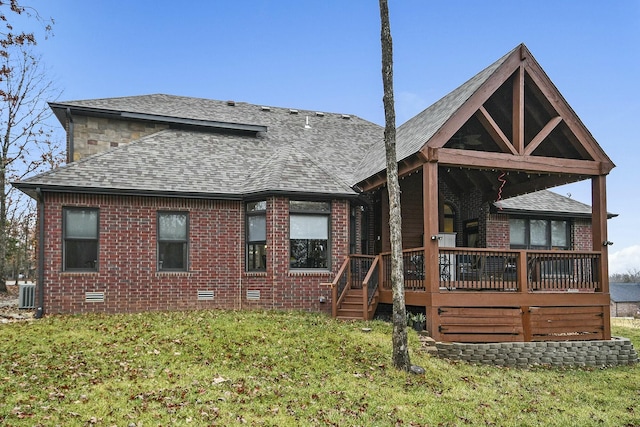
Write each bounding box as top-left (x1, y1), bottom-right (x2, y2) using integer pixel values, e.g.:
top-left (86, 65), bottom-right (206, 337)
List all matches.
top-left (25, 0), bottom-right (640, 273)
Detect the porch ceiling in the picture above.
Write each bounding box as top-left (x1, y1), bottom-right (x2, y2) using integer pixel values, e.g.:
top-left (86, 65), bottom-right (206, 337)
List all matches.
top-left (439, 165), bottom-right (584, 202)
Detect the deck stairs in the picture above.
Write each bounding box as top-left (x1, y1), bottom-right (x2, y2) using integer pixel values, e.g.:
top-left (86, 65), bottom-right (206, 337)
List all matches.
top-left (335, 287), bottom-right (377, 320)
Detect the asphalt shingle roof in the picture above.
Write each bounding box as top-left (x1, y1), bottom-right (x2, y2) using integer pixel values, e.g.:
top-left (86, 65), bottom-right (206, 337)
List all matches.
top-left (22, 95), bottom-right (384, 198)
top-left (354, 46), bottom-right (516, 183)
top-left (610, 283), bottom-right (640, 303)
top-left (493, 190), bottom-right (593, 216)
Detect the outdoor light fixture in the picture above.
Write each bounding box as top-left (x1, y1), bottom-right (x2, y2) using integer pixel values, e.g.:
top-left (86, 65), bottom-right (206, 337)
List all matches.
top-left (603, 240), bottom-right (614, 246)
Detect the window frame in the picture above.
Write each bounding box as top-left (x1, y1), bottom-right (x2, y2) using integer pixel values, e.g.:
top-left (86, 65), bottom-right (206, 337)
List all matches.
top-left (63, 207), bottom-right (99, 272)
top-left (157, 211), bottom-right (189, 272)
top-left (246, 200), bottom-right (267, 272)
top-left (289, 200), bottom-right (331, 270)
top-left (509, 217), bottom-right (570, 250)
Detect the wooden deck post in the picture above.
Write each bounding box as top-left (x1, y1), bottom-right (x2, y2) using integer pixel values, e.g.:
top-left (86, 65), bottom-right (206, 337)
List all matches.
top-left (592, 175), bottom-right (611, 340)
top-left (423, 161), bottom-right (441, 341)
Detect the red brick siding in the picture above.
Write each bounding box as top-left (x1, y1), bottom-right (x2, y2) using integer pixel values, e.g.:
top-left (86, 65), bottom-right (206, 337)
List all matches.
top-left (41, 193), bottom-right (348, 315)
top-left (573, 219), bottom-right (593, 251)
top-left (485, 213), bottom-right (510, 249)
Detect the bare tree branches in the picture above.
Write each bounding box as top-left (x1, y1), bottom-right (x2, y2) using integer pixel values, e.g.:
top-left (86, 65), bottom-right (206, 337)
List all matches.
top-left (0, 1), bottom-right (60, 292)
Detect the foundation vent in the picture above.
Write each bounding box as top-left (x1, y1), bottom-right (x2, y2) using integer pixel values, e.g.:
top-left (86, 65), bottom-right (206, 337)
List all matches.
top-left (197, 290), bottom-right (215, 301)
top-left (85, 291), bottom-right (105, 303)
top-left (246, 290), bottom-right (261, 301)
top-left (18, 283), bottom-right (36, 309)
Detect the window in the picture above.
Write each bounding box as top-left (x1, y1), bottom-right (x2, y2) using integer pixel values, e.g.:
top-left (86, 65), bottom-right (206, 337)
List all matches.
top-left (509, 218), bottom-right (570, 250)
top-left (63, 208), bottom-right (99, 271)
top-left (246, 201), bottom-right (267, 271)
top-left (443, 203), bottom-right (456, 233)
top-left (158, 212), bottom-right (188, 271)
top-left (290, 201), bottom-right (330, 269)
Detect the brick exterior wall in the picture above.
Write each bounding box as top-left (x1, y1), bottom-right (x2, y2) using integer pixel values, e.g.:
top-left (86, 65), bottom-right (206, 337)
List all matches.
top-left (70, 116), bottom-right (168, 161)
top-left (40, 193), bottom-right (349, 315)
top-left (573, 219), bottom-right (593, 251)
top-left (485, 213), bottom-right (510, 249)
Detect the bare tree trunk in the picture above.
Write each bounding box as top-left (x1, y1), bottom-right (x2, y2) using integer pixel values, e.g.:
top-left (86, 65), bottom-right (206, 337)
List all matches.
top-left (379, 0), bottom-right (411, 371)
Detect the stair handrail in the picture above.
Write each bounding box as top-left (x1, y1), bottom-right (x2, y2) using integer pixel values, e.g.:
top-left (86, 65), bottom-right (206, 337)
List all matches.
top-left (361, 255), bottom-right (380, 319)
top-left (331, 256), bottom-right (352, 318)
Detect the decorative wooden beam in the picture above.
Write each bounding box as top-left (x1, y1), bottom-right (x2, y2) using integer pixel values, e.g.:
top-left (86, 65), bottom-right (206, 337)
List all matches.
top-left (524, 65), bottom-right (614, 172)
top-left (437, 147), bottom-right (603, 176)
top-left (524, 116), bottom-right (563, 156)
top-left (475, 106), bottom-right (518, 155)
top-left (428, 50), bottom-right (525, 148)
top-left (512, 65), bottom-right (525, 154)
top-left (358, 154), bottom-right (426, 192)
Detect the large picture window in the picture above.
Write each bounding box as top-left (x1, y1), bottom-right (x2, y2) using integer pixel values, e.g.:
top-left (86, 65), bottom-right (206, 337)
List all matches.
top-left (246, 201), bottom-right (267, 271)
top-left (290, 201), bottom-right (330, 269)
top-left (158, 212), bottom-right (188, 271)
top-left (63, 208), bottom-right (99, 271)
top-left (510, 218), bottom-right (569, 250)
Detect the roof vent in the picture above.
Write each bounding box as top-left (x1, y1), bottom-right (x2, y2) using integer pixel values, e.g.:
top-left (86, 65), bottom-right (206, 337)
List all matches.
top-left (315, 112), bottom-right (325, 117)
top-left (341, 114), bottom-right (351, 120)
top-left (289, 109), bottom-right (299, 115)
top-left (261, 106), bottom-right (271, 112)
top-left (227, 100), bottom-right (235, 106)
top-left (304, 116), bottom-right (311, 129)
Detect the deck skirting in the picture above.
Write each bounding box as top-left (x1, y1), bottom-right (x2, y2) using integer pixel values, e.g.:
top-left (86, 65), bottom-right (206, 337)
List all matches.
top-left (435, 337), bottom-right (638, 368)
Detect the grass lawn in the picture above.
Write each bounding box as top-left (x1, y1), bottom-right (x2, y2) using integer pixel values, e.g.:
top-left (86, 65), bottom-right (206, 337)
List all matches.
top-left (1, 311), bottom-right (638, 426)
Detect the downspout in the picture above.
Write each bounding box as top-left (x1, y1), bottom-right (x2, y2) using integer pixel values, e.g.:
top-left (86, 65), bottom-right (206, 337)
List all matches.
top-left (66, 108), bottom-right (74, 163)
top-left (35, 188), bottom-right (45, 319)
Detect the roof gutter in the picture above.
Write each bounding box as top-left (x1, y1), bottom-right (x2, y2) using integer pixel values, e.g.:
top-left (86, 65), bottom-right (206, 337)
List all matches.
top-left (13, 182), bottom-right (361, 202)
top-left (492, 206), bottom-right (618, 220)
top-left (35, 188), bottom-right (45, 319)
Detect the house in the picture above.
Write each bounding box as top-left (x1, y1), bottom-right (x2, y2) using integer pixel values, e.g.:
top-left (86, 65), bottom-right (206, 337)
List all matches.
top-left (14, 44), bottom-right (617, 343)
top-left (610, 283), bottom-right (640, 317)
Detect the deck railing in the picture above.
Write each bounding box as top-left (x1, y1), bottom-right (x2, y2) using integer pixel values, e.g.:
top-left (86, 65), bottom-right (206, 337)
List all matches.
top-left (380, 248), bottom-right (601, 292)
top-left (526, 250), bottom-right (600, 291)
top-left (362, 256), bottom-right (379, 307)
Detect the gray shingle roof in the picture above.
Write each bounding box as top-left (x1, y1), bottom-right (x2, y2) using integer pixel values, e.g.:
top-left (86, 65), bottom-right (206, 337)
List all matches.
top-left (354, 46), bottom-right (517, 183)
top-left (21, 95), bottom-right (383, 198)
top-left (610, 283), bottom-right (640, 303)
top-left (493, 190), bottom-right (594, 216)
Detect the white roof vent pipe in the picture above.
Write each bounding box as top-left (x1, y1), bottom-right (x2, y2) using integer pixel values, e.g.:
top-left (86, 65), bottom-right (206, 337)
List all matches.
top-left (304, 116), bottom-right (311, 129)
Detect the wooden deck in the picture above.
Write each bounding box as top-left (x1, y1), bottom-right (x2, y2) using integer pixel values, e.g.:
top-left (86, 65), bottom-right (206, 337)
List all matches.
top-left (332, 248), bottom-right (610, 343)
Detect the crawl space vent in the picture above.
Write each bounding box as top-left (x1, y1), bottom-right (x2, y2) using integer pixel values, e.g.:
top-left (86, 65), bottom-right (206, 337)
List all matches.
top-left (197, 290), bottom-right (215, 301)
top-left (85, 291), bottom-right (105, 303)
top-left (246, 290), bottom-right (261, 301)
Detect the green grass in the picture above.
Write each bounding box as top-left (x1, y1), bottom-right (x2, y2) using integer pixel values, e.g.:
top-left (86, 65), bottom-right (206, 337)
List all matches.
top-left (1, 311), bottom-right (639, 426)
